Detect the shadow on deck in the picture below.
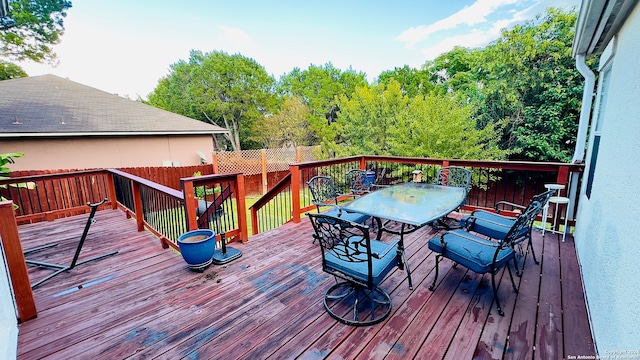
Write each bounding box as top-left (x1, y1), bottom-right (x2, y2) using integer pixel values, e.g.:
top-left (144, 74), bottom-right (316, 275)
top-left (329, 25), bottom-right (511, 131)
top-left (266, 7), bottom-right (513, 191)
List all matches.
top-left (16, 208), bottom-right (595, 359)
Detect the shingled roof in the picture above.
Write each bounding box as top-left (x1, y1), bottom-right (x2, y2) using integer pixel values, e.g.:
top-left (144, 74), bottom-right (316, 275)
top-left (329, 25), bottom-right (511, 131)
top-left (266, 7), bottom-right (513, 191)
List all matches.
top-left (0, 74), bottom-right (229, 137)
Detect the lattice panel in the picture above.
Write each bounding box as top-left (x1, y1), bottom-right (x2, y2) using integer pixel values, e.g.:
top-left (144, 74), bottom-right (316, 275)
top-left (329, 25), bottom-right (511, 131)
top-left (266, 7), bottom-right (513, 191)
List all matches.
top-left (214, 146), bottom-right (321, 175)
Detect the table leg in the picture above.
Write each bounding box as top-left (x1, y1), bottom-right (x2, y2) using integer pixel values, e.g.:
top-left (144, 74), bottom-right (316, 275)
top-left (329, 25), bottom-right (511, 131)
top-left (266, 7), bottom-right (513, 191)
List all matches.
top-left (397, 224), bottom-right (413, 290)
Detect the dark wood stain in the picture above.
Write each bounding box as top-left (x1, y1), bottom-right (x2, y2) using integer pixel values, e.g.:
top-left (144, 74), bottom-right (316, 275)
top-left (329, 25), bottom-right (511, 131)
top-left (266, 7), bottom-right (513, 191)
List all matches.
top-left (16, 209), bottom-right (595, 359)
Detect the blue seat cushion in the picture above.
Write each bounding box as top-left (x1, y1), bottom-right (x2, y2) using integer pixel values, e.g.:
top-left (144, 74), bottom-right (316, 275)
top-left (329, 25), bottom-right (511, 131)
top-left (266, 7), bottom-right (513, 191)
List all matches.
top-left (324, 208), bottom-right (370, 225)
top-left (460, 210), bottom-right (529, 240)
top-left (428, 229), bottom-right (514, 274)
top-left (324, 237), bottom-right (398, 287)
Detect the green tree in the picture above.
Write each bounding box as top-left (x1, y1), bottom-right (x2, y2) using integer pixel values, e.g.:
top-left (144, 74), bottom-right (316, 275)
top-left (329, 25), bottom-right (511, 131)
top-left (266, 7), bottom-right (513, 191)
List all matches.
top-left (277, 63), bottom-right (368, 144)
top-left (0, 59), bottom-right (26, 79)
top-left (1, 0), bottom-right (72, 63)
top-left (252, 95), bottom-right (312, 148)
top-left (426, 7), bottom-right (586, 162)
top-left (377, 65), bottom-right (440, 98)
top-left (148, 50), bottom-right (277, 150)
top-left (330, 80), bottom-right (508, 160)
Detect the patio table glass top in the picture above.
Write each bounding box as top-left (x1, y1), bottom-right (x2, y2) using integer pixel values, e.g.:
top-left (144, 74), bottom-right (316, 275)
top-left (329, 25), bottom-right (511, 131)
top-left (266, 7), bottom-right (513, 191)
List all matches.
top-left (341, 182), bottom-right (467, 227)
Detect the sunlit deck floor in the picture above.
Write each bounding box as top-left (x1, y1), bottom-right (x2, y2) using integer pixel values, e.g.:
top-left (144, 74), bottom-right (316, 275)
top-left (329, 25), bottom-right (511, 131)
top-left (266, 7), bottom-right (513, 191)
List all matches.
top-left (16, 208), bottom-right (595, 359)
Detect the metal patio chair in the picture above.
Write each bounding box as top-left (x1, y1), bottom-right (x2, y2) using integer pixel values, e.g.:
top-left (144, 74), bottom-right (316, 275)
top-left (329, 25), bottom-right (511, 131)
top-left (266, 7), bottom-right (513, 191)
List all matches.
top-left (307, 175), bottom-right (370, 225)
top-left (427, 194), bottom-right (545, 316)
top-left (431, 166), bottom-right (473, 229)
top-left (345, 169), bottom-right (384, 197)
top-left (308, 213), bottom-right (408, 326)
top-left (459, 189), bottom-right (554, 275)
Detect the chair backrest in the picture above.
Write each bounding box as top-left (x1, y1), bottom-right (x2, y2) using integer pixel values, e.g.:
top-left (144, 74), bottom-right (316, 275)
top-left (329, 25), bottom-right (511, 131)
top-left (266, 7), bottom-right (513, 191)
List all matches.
top-left (502, 191), bottom-right (550, 247)
top-left (346, 169), bottom-right (371, 196)
top-left (307, 175), bottom-right (339, 209)
top-left (530, 189), bottom-right (555, 208)
top-left (308, 213), bottom-right (375, 287)
top-left (434, 166), bottom-right (472, 191)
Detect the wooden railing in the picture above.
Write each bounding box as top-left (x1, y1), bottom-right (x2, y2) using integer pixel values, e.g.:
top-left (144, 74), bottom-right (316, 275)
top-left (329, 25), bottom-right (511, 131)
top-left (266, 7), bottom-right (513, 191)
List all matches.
top-left (181, 172), bottom-right (248, 244)
top-left (249, 156), bottom-right (584, 234)
top-left (2, 169), bottom-right (248, 323)
top-left (0, 201), bottom-right (37, 322)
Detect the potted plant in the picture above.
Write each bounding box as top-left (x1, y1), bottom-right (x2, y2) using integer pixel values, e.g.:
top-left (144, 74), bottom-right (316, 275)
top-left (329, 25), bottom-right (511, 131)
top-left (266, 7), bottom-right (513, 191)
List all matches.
top-left (177, 229), bottom-right (216, 271)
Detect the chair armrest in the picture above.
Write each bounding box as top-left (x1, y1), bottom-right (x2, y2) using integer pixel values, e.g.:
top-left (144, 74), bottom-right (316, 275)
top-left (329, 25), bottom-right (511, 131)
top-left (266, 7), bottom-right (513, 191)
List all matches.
top-left (371, 239), bottom-right (400, 259)
top-left (462, 214), bottom-right (512, 230)
top-left (494, 201), bottom-right (525, 214)
top-left (444, 230), bottom-right (501, 247)
top-left (370, 184), bottom-right (389, 190)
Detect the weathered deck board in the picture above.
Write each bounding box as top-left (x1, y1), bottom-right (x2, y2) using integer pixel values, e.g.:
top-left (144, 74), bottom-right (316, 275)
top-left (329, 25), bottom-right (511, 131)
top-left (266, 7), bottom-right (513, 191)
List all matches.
top-left (15, 209), bottom-right (595, 359)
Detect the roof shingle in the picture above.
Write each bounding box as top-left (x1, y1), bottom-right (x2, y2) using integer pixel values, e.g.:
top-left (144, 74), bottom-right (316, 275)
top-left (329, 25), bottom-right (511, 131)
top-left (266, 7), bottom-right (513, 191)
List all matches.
top-left (0, 74), bottom-right (228, 137)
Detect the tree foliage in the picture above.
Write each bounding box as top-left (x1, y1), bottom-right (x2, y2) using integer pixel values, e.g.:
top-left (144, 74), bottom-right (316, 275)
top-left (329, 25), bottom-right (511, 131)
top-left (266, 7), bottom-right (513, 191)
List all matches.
top-left (252, 95), bottom-right (313, 148)
top-left (0, 59), bottom-right (26, 79)
top-left (0, 0), bottom-right (72, 63)
top-left (148, 50), bottom-right (277, 150)
top-left (423, 7), bottom-right (587, 162)
top-left (277, 63), bottom-right (368, 144)
top-left (377, 65), bottom-right (440, 98)
top-left (327, 80), bottom-right (508, 160)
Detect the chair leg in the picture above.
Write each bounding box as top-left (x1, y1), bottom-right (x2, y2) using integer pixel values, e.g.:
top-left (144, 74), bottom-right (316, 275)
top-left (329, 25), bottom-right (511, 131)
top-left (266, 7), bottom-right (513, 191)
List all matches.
top-left (507, 264), bottom-right (518, 293)
top-left (528, 237), bottom-right (540, 265)
top-left (429, 254), bottom-right (441, 291)
top-left (490, 270), bottom-right (505, 317)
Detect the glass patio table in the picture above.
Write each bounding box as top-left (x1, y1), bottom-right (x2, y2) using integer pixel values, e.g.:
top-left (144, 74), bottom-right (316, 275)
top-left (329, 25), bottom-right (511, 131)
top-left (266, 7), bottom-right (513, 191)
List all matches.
top-left (341, 182), bottom-right (467, 290)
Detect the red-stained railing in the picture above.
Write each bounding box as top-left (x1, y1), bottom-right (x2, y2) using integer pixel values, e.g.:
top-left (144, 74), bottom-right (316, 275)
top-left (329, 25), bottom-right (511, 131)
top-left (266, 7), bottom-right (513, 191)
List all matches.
top-left (249, 156), bottom-right (584, 234)
top-left (0, 201), bottom-right (37, 322)
top-left (2, 169), bottom-right (248, 323)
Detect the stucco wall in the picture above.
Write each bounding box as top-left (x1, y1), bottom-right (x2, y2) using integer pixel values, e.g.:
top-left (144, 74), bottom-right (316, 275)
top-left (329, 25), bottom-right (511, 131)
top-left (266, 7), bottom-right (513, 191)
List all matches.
top-left (573, 3), bottom-right (640, 354)
top-left (0, 250), bottom-right (18, 360)
top-left (0, 135), bottom-right (215, 171)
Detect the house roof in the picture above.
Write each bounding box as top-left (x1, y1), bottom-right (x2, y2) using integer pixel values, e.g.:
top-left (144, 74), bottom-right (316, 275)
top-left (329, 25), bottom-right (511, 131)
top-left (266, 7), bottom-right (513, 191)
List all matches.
top-left (0, 74), bottom-right (229, 138)
top-left (573, 0), bottom-right (639, 56)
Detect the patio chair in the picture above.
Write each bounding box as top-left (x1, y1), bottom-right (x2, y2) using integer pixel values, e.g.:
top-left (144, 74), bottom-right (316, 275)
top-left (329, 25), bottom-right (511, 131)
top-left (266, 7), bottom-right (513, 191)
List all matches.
top-left (308, 212), bottom-right (408, 326)
top-left (307, 175), bottom-right (370, 225)
top-left (427, 195), bottom-right (545, 316)
top-left (345, 169), bottom-right (384, 196)
top-left (459, 189), bottom-right (554, 275)
top-left (431, 166), bottom-right (473, 229)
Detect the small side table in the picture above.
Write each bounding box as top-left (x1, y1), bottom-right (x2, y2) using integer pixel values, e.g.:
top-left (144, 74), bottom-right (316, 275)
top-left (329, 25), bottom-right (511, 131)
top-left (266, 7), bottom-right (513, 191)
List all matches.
top-left (541, 184), bottom-right (570, 241)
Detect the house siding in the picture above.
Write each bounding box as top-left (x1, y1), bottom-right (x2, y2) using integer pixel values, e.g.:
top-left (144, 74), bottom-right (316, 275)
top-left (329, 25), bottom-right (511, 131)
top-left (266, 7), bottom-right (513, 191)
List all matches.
top-left (0, 135), bottom-right (214, 171)
top-left (574, 3), bottom-right (640, 353)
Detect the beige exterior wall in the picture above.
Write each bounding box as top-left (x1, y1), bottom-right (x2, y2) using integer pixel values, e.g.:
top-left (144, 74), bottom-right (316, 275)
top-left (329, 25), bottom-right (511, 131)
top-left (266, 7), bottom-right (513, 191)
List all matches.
top-left (0, 135), bottom-right (215, 171)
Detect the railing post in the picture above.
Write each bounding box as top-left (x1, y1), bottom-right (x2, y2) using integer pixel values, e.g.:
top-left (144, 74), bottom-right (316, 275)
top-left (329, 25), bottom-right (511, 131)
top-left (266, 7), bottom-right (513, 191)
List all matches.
top-left (131, 181), bottom-right (144, 232)
top-left (557, 165), bottom-right (570, 196)
top-left (181, 179), bottom-right (199, 231)
top-left (359, 156), bottom-right (367, 170)
top-left (106, 171), bottom-right (118, 210)
top-left (290, 164), bottom-right (302, 223)
top-left (0, 201), bottom-right (37, 322)
top-left (251, 206), bottom-right (259, 235)
top-left (235, 173), bottom-right (249, 242)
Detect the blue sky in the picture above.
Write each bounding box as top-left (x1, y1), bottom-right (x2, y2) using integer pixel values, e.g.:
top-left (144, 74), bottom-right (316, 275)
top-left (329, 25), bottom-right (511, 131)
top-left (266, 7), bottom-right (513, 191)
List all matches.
top-left (17, 0), bottom-right (580, 99)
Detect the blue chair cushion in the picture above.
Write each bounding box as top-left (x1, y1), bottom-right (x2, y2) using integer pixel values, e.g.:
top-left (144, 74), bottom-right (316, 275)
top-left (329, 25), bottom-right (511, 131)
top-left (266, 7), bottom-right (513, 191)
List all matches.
top-left (324, 237), bottom-right (398, 287)
top-left (428, 229), bottom-right (514, 274)
top-left (460, 210), bottom-right (529, 240)
top-left (324, 208), bottom-right (370, 225)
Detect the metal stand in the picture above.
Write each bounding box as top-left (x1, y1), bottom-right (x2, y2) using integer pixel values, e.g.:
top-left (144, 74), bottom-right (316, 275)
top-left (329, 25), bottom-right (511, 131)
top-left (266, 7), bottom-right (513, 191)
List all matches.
top-left (211, 232), bottom-right (242, 265)
top-left (24, 198), bottom-right (118, 288)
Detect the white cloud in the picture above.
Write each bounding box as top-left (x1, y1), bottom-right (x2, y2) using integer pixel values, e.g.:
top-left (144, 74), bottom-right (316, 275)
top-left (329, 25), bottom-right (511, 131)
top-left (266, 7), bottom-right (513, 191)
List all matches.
top-left (396, 0), bottom-right (519, 48)
top-left (217, 26), bottom-right (251, 52)
top-left (416, 5), bottom-right (535, 61)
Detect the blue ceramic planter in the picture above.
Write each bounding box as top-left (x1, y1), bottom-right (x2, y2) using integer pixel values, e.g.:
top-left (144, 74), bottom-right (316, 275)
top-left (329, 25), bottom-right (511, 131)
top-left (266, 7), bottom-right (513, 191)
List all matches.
top-left (177, 229), bottom-right (216, 271)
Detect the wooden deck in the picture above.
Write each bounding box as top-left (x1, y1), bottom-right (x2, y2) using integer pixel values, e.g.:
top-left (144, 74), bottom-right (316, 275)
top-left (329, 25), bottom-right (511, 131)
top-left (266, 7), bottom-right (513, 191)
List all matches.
top-left (16, 209), bottom-right (595, 359)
